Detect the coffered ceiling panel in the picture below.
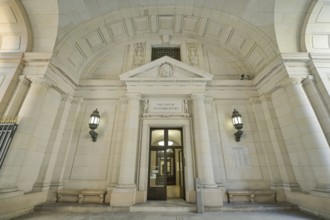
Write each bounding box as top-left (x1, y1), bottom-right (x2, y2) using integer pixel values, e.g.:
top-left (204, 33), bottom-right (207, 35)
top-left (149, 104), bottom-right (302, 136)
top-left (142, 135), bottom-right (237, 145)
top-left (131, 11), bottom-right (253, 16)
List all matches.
top-left (205, 21), bottom-right (222, 39)
top-left (68, 45), bottom-right (87, 68)
top-left (182, 16), bottom-right (200, 33)
top-left (85, 29), bottom-right (106, 51)
top-left (158, 15), bottom-right (174, 31)
top-left (133, 16), bottom-right (150, 33)
top-left (228, 31), bottom-right (247, 53)
top-left (107, 21), bottom-right (127, 38)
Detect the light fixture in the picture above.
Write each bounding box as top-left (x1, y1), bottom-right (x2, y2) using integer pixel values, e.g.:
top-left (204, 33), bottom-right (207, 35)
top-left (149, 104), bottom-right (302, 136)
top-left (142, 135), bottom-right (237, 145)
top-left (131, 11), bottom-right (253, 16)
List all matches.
top-left (158, 140), bottom-right (174, 146)
top-left (89, 109), bottom-right (100, 142)
top-left (232, 109), bottom-right (243, 142)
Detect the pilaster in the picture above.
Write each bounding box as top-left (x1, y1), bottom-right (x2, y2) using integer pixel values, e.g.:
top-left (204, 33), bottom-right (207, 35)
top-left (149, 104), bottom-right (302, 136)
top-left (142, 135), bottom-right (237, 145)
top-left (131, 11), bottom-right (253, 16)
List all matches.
top-left (259, 95), bottom-right (301, 192)
top-left (32, 94), bottom-right (73, 193)
top-left (191, 93), bottom-right (223, 207)
top-left (106, 97), bottom-right (127, 202)
top-left (110, 93), bottom-right (141, 206)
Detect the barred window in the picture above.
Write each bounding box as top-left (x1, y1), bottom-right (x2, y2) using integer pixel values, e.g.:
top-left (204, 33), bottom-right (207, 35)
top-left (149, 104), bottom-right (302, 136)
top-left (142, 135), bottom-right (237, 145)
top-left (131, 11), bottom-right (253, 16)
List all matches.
top-left (0, 123), bottom-right (18, 169)
top-left (151, 47), bottom-right (181, 61)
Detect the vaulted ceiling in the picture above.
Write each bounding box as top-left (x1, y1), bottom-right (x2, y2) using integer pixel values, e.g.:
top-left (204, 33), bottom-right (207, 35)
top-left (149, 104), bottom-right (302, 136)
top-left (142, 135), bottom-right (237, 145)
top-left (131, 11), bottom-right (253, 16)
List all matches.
top-left (1, 0), bottom-right (330, 83)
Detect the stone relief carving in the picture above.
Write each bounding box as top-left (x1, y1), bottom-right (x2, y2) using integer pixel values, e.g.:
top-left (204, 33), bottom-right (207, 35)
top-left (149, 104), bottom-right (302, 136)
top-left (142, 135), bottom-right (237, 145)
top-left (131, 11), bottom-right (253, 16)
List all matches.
top-left (186, 42), bottom-right (199, 66)
top-left (159, 63), bottom-right (173, 78)
top-left (143, 99), bottom-right (149, 113)
top-left (133, 42), bottom-right (146, 68)
top-left (184, 100), bottom-right (189, 113)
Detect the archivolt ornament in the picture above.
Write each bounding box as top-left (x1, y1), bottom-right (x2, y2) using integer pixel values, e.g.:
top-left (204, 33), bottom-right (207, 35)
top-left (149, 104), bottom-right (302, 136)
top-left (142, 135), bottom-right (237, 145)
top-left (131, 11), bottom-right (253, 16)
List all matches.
top-left (159, 63), bottom-right (173, 78)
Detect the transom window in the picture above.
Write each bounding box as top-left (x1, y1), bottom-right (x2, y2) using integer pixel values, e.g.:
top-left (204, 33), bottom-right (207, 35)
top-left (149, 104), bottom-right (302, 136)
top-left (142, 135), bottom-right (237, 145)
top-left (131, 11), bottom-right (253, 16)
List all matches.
top-left (151, 47), bottom-right (181, 61)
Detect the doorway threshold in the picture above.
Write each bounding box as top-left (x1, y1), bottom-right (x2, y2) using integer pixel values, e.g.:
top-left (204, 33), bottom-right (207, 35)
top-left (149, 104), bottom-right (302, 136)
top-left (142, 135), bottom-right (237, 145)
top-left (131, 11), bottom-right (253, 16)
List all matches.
top-left (130, 199), bottom-right (195, 213)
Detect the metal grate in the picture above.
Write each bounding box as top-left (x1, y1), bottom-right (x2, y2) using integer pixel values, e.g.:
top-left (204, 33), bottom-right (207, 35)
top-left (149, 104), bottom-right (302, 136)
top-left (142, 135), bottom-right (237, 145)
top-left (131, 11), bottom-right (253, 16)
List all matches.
top-left (151, 47), bottom-right (181, 61)
top-left (0, 123), bottom-right (18, 169)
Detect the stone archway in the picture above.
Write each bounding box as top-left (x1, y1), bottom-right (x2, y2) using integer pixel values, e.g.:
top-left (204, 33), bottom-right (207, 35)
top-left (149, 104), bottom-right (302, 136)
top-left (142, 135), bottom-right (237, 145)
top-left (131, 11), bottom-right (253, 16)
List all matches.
top-left (50, 6), bottom-right (279, 83)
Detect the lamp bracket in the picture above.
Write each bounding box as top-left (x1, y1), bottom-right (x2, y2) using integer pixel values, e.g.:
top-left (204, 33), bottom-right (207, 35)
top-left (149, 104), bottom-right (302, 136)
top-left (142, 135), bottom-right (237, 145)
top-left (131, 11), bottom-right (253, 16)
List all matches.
top-left (234, 130), bottom-right (243, 142)
top-left (89, 129), bottom-right (98, 142)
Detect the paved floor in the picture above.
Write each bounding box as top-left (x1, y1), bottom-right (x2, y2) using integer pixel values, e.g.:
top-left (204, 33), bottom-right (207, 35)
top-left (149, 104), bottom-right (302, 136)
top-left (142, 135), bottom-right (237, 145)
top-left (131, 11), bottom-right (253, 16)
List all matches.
top-left (11, 201), bottom-right (326, 220)
top-left (12, 209), bottom-right (325, 220)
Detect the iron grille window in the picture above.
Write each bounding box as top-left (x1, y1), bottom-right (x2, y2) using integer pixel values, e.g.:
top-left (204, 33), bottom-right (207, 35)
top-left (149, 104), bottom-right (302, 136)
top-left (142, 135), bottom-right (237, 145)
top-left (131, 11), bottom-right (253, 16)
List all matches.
top-left (0, 123), bottom-right (18, 169)
top-left (151, 47), bottom-right (181, 61)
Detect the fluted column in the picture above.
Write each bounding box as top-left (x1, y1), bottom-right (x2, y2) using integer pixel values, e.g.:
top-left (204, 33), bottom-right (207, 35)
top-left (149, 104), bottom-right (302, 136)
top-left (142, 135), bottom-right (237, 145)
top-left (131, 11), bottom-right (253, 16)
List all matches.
top-left (191, 94), bottom-right (216, 187)
top-left (283, 78), bottom-right (330, 193)
top-left (110, 93), bottom-right (141, 206)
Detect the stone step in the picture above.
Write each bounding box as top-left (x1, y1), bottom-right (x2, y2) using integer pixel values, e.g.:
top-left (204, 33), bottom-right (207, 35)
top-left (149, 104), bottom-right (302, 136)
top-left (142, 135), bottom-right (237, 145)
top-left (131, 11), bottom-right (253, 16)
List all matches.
top-left (34, 201), bottom-right (298, 214)
top-left (130, 206), bottom-right (196, 212)
top-left (130, 201), bottom-right (298, 213)
top-left (130, 200), bottom-right (196, 213)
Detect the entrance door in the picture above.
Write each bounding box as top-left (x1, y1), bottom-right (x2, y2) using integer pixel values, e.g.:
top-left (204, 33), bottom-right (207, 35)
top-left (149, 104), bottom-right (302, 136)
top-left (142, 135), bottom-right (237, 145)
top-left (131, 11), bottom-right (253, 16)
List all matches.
top-left (147, 128), bottom-right (185, 200)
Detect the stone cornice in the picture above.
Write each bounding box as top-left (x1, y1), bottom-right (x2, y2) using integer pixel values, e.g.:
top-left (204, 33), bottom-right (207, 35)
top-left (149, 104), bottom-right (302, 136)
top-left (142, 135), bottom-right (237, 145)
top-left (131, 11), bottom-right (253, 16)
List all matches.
top-left (309, 53), bottom-right (330, 61)
top-left (281, 53), bottom-right (310, 62)
top-left (23, 52), bottom-right (52, 63)
top-left (0, 52), bottom-right (24, 63)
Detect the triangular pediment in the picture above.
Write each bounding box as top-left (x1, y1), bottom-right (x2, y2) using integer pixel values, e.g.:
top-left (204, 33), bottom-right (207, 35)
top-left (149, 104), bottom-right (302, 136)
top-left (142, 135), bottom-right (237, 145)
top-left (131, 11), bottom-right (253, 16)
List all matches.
top-left (120, 56), bottom-right (213, 83)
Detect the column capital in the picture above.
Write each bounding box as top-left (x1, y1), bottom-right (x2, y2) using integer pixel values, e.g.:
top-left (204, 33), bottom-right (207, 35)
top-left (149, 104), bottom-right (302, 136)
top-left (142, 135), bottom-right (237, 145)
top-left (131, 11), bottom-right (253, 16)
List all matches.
top-left (28, 77), bottom-right (54, 89)
top-left (280, 77), bottom-right (303, 88)
top-left (259, 94), bottom-right (272, 102)
top-left (126, 93), bottom-right (141, 101)
top-left (71, 96), bottom-right (84, 105)
top-left (118, 96), bottom-right (128, 104)
top-left (18, 75), bottom-right (31, 85)
top-left (61, 94), bottom-right (73, 102)
top-left (204, 96), bottom-right (214, 104)
top-left (302, 75), bottom-right (315, 86)
top-left (249, 96), bottom-right (261, 104)
top-left (191, 93), bottom-right (206, 102)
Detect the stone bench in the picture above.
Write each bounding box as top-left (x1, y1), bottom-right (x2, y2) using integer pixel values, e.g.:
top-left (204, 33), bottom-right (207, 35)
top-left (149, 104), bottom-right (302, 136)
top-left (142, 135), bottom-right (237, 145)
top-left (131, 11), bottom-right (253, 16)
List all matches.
top-left (57, 189), bottom-right (80, 202)
top-left (79, 190), bottom-right (106, 204)
top-left (227, 190), bottom-right (276, 203)
top-left (57, 189), bottom-right (106, 204)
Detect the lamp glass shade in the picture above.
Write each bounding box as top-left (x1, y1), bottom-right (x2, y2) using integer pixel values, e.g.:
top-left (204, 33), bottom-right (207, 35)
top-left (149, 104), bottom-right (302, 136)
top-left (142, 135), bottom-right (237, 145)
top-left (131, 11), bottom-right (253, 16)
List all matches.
top-left (89, 109), bottom-right (100, 130)
top-left (232, 116), bottom-right (242, 125)
top-left (232, 108), bottom-right (243, 130)
top-left (89, 116), bottom-right (100, 125)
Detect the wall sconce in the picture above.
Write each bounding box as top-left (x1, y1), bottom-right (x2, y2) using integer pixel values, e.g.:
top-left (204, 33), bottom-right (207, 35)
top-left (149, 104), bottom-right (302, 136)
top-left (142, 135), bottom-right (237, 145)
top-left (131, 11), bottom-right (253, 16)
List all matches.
top-left (232, 109), bottom-right (243, 142)
top-left (89, 109), bottom-right (100, 142)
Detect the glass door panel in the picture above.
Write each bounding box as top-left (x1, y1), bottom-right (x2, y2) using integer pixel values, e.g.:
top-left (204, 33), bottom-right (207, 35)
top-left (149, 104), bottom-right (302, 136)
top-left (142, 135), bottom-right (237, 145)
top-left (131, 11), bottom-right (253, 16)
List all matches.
top-left (147, 149), bottom-right (166, 200)
top-left (151, 129), bottom-right (165, 147)
top-left (168, 129), bottom-right (182, 146)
